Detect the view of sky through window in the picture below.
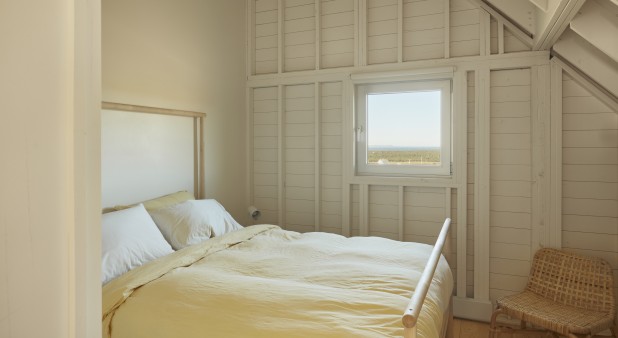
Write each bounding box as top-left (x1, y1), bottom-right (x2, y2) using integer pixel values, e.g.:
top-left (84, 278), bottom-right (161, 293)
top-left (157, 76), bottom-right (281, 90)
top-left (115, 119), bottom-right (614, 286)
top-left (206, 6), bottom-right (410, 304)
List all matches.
top-left (366, 90), bottom-right (441, 165)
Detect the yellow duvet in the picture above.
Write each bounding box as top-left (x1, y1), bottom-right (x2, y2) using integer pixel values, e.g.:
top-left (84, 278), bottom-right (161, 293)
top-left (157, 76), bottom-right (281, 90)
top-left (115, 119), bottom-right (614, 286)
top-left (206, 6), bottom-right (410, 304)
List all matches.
top-left (103, 225), bottom-right (453, 338)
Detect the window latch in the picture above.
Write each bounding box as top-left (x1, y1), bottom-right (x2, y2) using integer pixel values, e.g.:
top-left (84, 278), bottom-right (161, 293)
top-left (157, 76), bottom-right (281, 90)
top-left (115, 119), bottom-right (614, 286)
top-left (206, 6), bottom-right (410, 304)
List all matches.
top-left (355, 125), bottom-right (364, 142)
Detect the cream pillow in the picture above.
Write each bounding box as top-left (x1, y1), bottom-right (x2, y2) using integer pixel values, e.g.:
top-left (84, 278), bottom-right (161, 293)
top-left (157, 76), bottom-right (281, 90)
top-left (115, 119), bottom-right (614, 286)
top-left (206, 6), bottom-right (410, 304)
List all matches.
top-left (148, 199), bottom-right (243, 250)
top-left (101, 204), bottom-right (174, 284)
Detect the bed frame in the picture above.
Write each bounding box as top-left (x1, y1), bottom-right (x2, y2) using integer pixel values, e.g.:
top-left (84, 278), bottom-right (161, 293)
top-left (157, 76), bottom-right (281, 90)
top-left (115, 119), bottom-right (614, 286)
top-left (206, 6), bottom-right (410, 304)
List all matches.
top-left (403, 217), bottom-right (453, 338)
top-left (101, 102), bottom-right (454, 338)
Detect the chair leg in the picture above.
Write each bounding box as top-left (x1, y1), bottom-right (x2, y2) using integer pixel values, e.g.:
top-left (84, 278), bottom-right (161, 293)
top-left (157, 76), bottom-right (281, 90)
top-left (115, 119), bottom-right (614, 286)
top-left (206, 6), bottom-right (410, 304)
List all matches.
top-left (489, 308), bottom-right (505, 338)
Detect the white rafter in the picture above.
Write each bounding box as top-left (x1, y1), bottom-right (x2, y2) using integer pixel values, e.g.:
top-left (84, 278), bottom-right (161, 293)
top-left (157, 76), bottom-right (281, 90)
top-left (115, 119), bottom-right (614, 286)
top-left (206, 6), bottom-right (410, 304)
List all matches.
top-left (532, 0), bottom-right (585, 50)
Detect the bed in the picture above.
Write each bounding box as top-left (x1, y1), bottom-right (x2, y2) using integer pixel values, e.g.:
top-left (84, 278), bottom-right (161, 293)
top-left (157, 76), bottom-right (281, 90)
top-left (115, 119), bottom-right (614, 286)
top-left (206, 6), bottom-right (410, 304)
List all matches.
top-left (101, 102), bottom-right (454, 338)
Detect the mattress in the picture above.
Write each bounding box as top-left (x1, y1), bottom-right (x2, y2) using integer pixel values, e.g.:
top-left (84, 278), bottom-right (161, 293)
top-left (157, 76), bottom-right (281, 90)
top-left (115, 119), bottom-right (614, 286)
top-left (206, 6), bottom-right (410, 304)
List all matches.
top-left (103, 224), bottom-right (453, 338)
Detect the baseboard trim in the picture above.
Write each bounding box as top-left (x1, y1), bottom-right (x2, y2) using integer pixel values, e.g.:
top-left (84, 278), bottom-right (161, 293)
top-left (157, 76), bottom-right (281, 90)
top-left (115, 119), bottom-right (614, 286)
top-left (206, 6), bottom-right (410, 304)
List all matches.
top-left (452, 297), bottom-right (493, 322)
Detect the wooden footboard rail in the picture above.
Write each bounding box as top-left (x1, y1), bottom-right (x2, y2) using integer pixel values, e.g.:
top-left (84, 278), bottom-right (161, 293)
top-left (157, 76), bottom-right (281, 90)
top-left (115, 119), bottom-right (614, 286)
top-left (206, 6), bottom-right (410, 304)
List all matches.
top-left (402, 218), bottom-right (452, 338)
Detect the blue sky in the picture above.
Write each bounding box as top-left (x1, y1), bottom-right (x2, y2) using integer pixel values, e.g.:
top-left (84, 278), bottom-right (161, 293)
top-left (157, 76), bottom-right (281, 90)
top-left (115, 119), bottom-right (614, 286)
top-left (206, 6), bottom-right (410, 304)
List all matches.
top-left (367, 90), bottom-right (441, 148)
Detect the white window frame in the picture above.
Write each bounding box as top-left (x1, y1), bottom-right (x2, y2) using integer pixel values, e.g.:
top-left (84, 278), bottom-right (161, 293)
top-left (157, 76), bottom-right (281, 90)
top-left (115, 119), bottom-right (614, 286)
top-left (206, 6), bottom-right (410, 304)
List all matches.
top-left (355, 79), bottom-right (452, 177)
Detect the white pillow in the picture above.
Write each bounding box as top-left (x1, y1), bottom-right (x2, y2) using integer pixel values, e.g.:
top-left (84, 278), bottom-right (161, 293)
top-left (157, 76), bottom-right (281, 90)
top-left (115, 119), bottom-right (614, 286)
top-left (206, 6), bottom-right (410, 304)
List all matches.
top-left (148, 199), bottom-right (243, 250)
top-left (101, 204), bottom-right (173, 284)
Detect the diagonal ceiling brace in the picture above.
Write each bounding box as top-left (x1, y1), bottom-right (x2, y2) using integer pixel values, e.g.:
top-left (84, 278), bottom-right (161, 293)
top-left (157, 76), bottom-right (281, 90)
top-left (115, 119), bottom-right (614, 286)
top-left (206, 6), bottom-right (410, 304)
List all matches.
top-left (468, 0), bottom-right (535, 48)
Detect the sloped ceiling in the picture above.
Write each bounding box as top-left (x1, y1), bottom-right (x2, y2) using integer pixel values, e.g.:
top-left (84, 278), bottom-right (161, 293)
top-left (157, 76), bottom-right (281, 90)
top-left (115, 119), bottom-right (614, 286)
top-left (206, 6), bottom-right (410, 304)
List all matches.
top-left (483, 0), bottom-right (618, 98)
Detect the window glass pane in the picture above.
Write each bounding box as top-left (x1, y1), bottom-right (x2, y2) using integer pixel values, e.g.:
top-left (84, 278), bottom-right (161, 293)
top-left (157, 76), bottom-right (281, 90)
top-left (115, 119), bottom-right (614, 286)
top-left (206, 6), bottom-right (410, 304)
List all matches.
top-left (366, 90), bottom-right (441, 166)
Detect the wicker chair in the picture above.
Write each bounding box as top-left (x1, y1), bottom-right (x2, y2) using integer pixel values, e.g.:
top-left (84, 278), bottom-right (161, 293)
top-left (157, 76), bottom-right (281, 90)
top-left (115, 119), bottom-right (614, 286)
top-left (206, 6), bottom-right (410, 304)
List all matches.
top-left (489, 248), bottom-right (616, 338)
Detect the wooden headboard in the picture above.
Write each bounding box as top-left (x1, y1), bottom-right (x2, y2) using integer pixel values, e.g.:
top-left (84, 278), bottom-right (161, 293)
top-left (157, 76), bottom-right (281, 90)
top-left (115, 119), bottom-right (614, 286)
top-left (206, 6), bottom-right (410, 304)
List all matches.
top-left (101, 102), bottom-right (206, 208)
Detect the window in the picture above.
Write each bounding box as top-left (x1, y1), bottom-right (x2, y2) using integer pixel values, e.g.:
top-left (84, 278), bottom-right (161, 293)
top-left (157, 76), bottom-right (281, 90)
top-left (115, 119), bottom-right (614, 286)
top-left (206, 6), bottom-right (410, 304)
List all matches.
top-left (355, 79), bottom-right (451, 176)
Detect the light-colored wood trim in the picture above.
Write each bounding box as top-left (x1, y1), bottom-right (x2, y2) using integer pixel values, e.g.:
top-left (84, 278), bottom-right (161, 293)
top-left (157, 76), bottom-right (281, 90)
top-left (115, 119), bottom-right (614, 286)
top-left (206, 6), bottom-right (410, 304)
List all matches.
top-left (349, 175), bottom-right (457, 188)
top-left (278, 0), bottom-right (284, 74)
top-left (403, 218), bottom-right (452, 329)
top-left (353, 0), bottom-right (360, 67)
top-left (198, 116), bottom-right (205, 199)
top-left (473, 67), bottom-right (490, 301)
top-left (314, 82), bottom-right (321, 232)
top-left (480, 9), bottom-right (490, 56)
top-left (454, 69), bottom-right (468, 298)
top-left (101, 102), bottom-right (206, 118)
top-left (315, 0), bottom-right (321, 70)
top-left (247, 51), bottom-right (550, 87)
top-left (342, 78), bottom-right (354, 237)
top-left (539, 64), bottom-right (553, 249)
top-left (277, 85), bottom-right (286, 228)
top-left (246, 86), bottom-right (255, 224)
top-left (350, 66), bottom-right (454, 82)
top-left (397, 0), bottom-right (403, 63)
top-left (530, 65), bottom-right (543, 253)
top-left (533, 0), bottom-right (586, 51)
top-left (444, 0), bottom-right (450, 59)
top-left (398, 186), bottom-right (404, 241)
top-left (193, 118), bottom-right (199, 198)
top-left (247, 0), bottom-right (255, 76)
top-left (549, 60), bottom-right (563, 248)
top-left (497, 20), bottom-right (504, 55)
top-left (360, 184), bottom-right (369, 236)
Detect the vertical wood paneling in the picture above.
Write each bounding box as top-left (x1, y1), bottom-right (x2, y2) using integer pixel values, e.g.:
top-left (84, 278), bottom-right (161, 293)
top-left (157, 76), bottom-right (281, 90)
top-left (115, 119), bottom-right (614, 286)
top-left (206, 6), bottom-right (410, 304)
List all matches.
top-left (255, 0), bottom-right (279, 74)
top-left (246, 0), bottom-right (560, 320)
top-left (284, 83), bottom-right (316, 232)
top-left (402, 0), bottom-right (445, 62)
top-left (466, 71), bottom-right (475, 298)
top-left (368, 185), bottom-right (399, 239)
top-left (351, 184), bottom-right (360, 236)
top-left (561, 71), bottom-right (618, 305)
top-left (251, 0), bottom-right (534, 73)
top-left (253, 87), bottom-right (280, 223)
top-left (489, 68), bottom-right (533, 301)
top-left (320, 0), bottom-right (355, 68)
top-left (366, 0), bottom-right (398, 64)
top-left (474, 67), bottom-right (490, 301)
top-left (320, 81), bottom-right (344, 234)
top-left (284, 0), bottom-right (316, 72)
top-left (449, 0), bottom-right (479, 57)
top-left (503, 27), bottom-right (531, 53)
top-left (403, 186), bottom-right (447, 244)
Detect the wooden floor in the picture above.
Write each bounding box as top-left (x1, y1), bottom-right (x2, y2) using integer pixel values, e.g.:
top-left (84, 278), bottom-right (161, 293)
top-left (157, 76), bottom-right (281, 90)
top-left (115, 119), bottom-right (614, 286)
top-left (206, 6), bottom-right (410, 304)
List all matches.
top-left (452, 318), bottom-right (612, 338)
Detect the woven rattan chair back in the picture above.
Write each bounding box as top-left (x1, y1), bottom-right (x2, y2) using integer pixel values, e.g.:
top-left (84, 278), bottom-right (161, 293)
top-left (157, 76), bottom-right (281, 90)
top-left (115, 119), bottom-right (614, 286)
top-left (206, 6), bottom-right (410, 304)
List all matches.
top-left (526, 248), bottom-right (615, 314)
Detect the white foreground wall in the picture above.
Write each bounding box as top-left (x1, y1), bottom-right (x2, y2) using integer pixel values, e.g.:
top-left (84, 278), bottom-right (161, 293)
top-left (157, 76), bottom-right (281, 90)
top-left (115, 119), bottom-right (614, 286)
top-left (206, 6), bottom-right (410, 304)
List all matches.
top-left (0, 0), bottom-right (101, 337)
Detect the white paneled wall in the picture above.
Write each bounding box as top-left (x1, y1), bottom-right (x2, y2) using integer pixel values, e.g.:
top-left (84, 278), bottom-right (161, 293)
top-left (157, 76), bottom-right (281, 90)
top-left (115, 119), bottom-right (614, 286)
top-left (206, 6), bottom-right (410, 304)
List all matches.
top-left (285, 84), bottom-right (316, 231)
top-left (449, 0), bottom-right (479, 57)
top-left (284, 0), bottom-right (316, 72)
top-left (320, 82), bottom-right (344, 234)
top-left (366, 0), bottom-right (398, 64)
top-left (248, 0), bottom-right (533, 75)
top-left (403, 0), bottom-right (446, 61)
top-left (320, 0), bottom-right (355, 68)
top-left (246, 0), bottom-right (570, 322)
top-left (466, 71), bottom-right (476, 298)
top-left (488, 69), bottom-right (533, 300)
top-left (560, 72), bottom-right (618, 303)
top-left (252, 87), bottom-right (280, 223)
top-left (254, 0), bottom-right (279, 74)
